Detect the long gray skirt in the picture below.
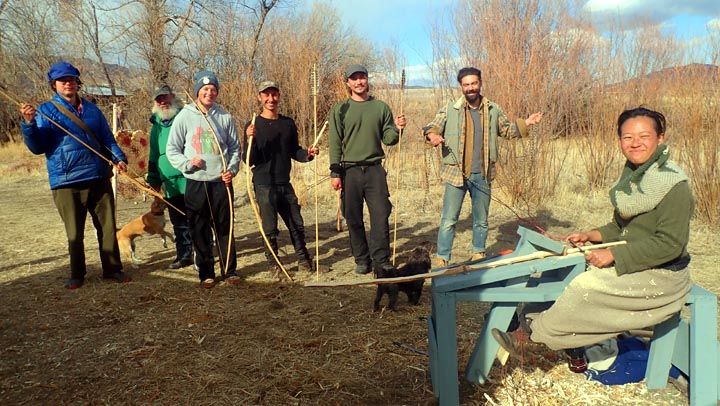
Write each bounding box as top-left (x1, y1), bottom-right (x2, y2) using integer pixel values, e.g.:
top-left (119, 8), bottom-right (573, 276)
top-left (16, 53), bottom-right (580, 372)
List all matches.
top-left (527, 265), bottom-right (691, 350)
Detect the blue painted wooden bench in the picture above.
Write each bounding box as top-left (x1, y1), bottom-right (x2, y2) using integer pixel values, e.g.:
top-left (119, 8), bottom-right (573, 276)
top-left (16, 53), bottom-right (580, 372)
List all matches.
top-left (427, 226), bottom-right (585, 405)
top-left (427, 226), bottom-right (719, 406)
top-left (646, 284), bottom-right (719, 406)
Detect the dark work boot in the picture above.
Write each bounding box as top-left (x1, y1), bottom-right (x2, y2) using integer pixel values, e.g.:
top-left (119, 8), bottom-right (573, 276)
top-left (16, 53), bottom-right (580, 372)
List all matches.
top-left (565, 347), bottom-right (588, 373)
top-left (355, 262), bottom-right (372, 275)
top-left (168, 257), bottom-right (193, 269)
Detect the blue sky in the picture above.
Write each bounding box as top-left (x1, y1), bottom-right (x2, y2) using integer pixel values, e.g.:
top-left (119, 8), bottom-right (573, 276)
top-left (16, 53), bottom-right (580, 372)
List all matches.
top-left (304, 0), bottom-right (720, 85)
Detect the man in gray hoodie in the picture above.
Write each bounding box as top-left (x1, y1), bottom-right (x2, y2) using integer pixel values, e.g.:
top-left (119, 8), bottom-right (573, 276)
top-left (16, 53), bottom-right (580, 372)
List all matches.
top-left (166, 71), bottom-right (241, 288)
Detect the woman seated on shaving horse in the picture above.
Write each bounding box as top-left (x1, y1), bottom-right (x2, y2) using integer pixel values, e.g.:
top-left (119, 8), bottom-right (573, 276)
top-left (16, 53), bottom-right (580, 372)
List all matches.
top-left (493, 107), bottom-right (694, 372)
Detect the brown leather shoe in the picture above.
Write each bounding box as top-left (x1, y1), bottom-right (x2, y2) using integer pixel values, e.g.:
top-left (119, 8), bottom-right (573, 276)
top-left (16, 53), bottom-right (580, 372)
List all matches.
top-left (268, 264), bottom-right (282, 279)
top-left (224, 275), bottom-right (242, 286)
top-left (268, 264), bottom-right (292, 283)
top-left (431, 257), bottom-right (448, 268)
top-left (297, 258), bottom-right (315, 273)
top-left (491, 328), bottom-right (530, 358)
top-left (470, 252), bottom-right (486, 261)
top-left (200, 278), bottom-right (216, 289)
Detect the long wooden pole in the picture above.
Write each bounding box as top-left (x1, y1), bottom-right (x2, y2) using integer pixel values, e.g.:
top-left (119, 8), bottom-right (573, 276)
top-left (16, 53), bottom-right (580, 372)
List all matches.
top-left (391, 68), bottom-right (406, 265)
top-left (305, 240), bottom-right (627, 287)
top-left (312, 64), bottom-right (319, 280)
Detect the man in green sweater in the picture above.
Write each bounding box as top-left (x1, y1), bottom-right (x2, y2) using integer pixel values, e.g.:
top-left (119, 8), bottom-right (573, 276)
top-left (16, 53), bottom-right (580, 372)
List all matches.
top-left (328, 64), bottom-right (406, 275)
top-left (146, 84), bottom-right (193, 269)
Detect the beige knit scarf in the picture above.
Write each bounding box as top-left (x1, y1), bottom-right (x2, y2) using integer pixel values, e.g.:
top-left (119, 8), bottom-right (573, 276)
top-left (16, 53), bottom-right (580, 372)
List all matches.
top-left (609, 144), bottom-right (688, 219)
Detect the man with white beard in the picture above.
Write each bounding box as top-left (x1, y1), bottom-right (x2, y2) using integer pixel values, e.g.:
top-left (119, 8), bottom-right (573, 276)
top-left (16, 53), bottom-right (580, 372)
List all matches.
top-left (146, 84), bottom-right (194, 269)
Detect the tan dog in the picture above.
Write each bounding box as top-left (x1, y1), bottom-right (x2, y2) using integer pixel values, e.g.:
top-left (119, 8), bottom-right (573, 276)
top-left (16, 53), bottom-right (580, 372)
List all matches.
top-left (117, 199), bottom-right (174, 269)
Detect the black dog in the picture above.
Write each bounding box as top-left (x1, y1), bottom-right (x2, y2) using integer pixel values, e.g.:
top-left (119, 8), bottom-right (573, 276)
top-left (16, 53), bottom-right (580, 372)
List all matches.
top-left (374, 263), bottom-right (399, 312)
top-left (397, 245), bottom-right (431, 305)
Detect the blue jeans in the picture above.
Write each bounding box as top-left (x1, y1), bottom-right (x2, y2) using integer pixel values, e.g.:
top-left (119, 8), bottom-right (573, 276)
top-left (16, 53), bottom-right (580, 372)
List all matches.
top-left (436, 173), bottom-right (490, 261)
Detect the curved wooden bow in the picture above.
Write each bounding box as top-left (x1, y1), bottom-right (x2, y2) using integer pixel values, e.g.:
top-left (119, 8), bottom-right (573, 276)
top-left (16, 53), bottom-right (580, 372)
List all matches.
top-left (183, 89), bottom-right (234, 278)
top-left (0, 85), bottom-right (185, 216)
top-left (245, 113), bottom-right (293, 282)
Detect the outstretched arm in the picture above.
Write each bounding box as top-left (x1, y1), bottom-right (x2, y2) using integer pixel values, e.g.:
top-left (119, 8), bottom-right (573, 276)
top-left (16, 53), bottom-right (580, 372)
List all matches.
top-left (525, 112), bottom-right (543, 126)
top-left (423, 104), bottom-right (448, 146)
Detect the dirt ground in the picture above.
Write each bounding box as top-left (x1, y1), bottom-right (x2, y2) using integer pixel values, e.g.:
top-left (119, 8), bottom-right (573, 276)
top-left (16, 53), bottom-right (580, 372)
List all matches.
top-left (0, 166), bottom-right (717, 405)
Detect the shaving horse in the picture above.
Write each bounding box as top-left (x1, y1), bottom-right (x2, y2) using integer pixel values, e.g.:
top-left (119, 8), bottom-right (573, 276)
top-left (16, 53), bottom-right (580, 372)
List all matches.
top-left (427, 226), bottom-right (720, 406)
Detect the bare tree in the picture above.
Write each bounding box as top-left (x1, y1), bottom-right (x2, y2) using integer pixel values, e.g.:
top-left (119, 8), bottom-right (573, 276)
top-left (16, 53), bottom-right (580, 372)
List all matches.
top-left (134, 0), bottom-right (197, 84)
top-left (245, 0), bottom-right (280, 78)
top-left (0, 0), bottom-right (10, 54)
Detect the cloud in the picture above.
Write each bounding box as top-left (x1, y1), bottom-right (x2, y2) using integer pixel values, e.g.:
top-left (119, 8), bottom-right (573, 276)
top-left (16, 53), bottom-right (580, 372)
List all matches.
top-left (404, 63), bottom-right (434, 87)
top-left (709, 18), bottom-right (720, 31)
top-left (583, 0), bottom-right (720, 28)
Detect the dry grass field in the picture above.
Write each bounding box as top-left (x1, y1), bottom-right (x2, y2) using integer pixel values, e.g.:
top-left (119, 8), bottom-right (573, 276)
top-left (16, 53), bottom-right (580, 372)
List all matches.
top-left (0, 137), bottom-right (717, 406)
top-left (1, 0), bottom-right (718, 403)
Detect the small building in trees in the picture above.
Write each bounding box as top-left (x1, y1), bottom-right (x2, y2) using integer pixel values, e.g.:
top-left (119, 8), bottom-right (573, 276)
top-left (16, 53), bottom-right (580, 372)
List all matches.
top-left (82, 86), bottom-right (129, 107)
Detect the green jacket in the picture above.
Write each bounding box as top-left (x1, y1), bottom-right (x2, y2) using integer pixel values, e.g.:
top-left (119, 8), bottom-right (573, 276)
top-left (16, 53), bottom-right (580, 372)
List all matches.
top-left (424, 96), bottom-right (526, 183)
top-left (598, 180), bottom-right (693, 275)
top-left (146, 114), bottom-right (186, 198)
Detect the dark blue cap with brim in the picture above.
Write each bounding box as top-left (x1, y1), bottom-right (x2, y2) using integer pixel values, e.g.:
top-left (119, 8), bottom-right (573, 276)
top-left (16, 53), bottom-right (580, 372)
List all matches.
top-left (47, 61), bottom-right (81, 81)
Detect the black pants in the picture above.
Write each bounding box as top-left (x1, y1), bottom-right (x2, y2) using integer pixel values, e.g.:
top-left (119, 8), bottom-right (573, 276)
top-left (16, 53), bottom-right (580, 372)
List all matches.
top-left (166, 195), bottom-right (192, 262)
top-left (341, 164), bottom-right (392, 267)
top-left (52, 178), bottom-right (123, 279)
top-left (185, 179), bottom-right (236, 281)
top-left (254, 183), bottom-right (310, 264)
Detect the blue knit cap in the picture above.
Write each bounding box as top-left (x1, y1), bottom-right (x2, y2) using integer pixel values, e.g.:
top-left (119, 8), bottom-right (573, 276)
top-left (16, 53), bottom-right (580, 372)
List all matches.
top-left (193, 71), bottom-right (219, 96)
top-left (47, 61), bottom-right (81, 82)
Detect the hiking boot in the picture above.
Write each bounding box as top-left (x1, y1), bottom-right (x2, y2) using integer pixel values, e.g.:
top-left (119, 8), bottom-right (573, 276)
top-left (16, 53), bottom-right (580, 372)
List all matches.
top-left (268, 264), bottom-right (292, 283)
top-left (200, 278), bottom-right (216, 289)
top-left (491, 328), bottom-right (531, 358)
top-left (432, 257), bottom-right (448, 268)
top-left (297, 258), bottom-right (315, 273)
top-left (355, 262), bottom-right (372, 275)
top-left (470, 252), bottom-right (486, 261)
top-left (168, 258), bottom-right (193, 269)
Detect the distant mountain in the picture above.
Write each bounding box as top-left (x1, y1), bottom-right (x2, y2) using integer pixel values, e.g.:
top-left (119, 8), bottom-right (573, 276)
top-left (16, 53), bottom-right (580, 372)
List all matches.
top-left (610, 63), bottom-right (718, 90)
top-left (8, 54), bottom-right (140, 92)
top-left (644, 63), bottom-right (718, 83)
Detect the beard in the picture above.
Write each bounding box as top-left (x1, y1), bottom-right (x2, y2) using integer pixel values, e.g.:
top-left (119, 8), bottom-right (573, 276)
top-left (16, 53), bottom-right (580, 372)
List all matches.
top-left (152, 100), bottom-right (182, 121)
top-left (464, 92), bottom-right (480, 104)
